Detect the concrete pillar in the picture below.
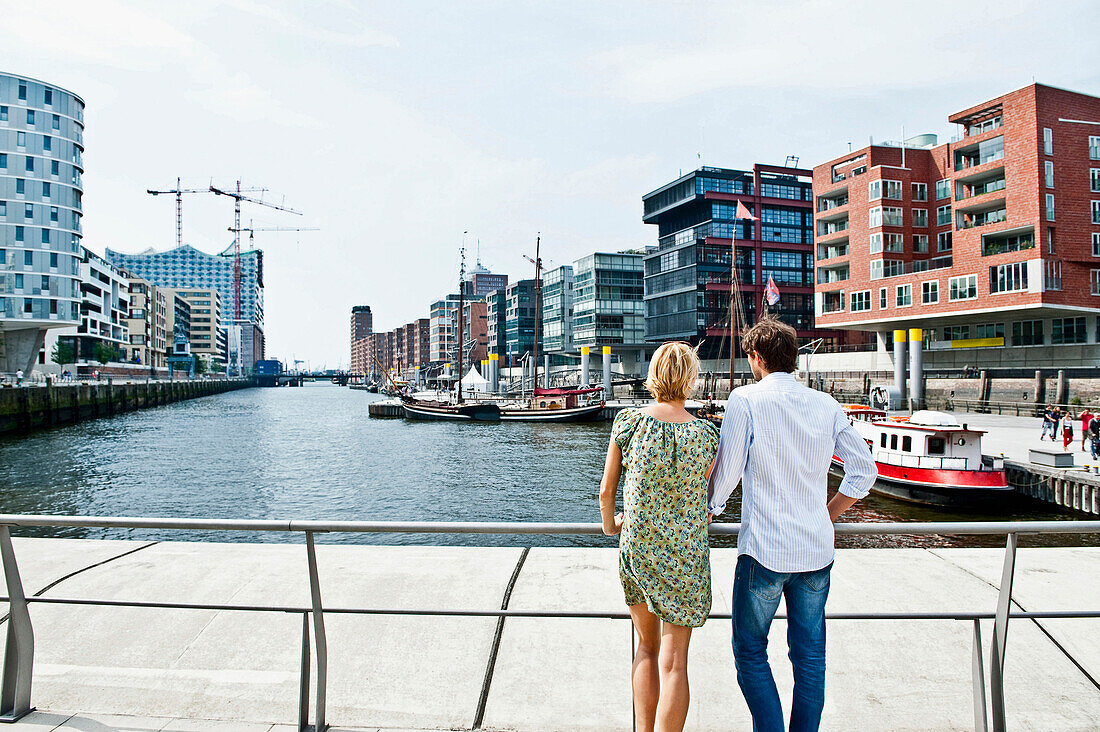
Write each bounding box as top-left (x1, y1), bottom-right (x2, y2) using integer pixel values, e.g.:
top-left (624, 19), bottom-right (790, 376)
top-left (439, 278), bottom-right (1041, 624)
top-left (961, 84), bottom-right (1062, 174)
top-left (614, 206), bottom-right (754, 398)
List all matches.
top-left (543, 355), bottom-right (550, 389)
top-left (489, 353), bottom-right (499, 393)
top-left (1034, 370), bottom-right (1045, 405)
top-left (0, 327), bottom-right (47, 375)
top-left (638, 348), bottom-right (648, 381)
top-left (602, 346), bottom-right (612, 402)
top-left (908, 328), bottom-right (923, 411)
top-left (979, 369), bottom-right (990, 405)
top-left (893, 330), bottom-right (907, 406)
top-left (1056, 369), bottom-right (1067, 405)
top-left (580, 346), bottom-right (590, 387)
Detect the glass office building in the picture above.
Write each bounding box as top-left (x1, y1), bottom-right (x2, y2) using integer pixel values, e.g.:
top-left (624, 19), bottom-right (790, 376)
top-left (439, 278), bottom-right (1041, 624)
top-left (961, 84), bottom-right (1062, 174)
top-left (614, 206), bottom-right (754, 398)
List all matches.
top-left (0, 73), bottom-right (85, 373)
top-left (572, 252), bottom-right (645, 350)
top-left (541, 264), bottom-right (573, 355)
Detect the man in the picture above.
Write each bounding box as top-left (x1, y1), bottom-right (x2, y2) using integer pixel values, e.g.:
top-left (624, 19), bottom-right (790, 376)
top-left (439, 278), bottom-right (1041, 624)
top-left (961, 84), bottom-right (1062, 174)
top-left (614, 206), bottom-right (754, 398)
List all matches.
top-left (1081, 408), bottom-right (1094, 453)
top-left (1089, 414), bottom-right (1100, 460)
top-left (708, 317), bottom-right (877, 732)
top-left (1041, 405), bottom-right (1055, 441)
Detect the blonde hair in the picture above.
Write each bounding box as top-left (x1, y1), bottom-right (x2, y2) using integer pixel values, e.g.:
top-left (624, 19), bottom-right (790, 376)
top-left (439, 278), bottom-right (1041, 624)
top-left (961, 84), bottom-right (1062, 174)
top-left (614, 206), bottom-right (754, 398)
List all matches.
top-left (645, 342), bottom-right (699, 403)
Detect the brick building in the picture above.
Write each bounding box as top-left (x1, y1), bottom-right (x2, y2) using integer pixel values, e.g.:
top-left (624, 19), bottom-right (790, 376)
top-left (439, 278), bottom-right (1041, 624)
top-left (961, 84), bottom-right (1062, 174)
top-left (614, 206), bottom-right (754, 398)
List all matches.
top-left (813, 83), bottom-right (1100, 369)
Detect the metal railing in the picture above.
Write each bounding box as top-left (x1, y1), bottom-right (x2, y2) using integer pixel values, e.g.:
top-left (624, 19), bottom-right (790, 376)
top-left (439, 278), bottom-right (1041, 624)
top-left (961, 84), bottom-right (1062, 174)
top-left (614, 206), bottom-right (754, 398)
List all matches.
top-left (0, 516), bottom-right (1098, 732)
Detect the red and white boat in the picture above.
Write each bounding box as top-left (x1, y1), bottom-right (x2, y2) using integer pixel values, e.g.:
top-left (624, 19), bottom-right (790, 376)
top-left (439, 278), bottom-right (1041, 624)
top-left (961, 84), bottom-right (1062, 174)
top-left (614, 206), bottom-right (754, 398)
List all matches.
top-left (833, 407), bottom-right (1009, 506)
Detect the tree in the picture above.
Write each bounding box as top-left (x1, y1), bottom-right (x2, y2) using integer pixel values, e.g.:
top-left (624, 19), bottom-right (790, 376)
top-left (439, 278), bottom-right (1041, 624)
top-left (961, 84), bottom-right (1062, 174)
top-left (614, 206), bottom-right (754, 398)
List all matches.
top-left (192, 355), bottom-right (208, 375)
top-left (93, 341), bottom-right (120, 365)
top-left (51, 340), bottom-right (75, 366)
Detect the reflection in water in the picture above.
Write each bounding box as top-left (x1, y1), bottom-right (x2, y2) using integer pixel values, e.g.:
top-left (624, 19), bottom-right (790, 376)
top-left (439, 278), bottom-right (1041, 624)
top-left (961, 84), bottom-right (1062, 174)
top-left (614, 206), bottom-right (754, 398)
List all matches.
top-left (0, 382), bottom-right (1092, 548)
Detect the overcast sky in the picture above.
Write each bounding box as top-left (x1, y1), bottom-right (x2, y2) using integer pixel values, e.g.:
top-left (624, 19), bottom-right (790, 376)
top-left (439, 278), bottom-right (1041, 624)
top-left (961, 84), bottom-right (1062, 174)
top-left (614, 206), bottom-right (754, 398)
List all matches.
top-left (4, 0), bottom-right (1098, 367)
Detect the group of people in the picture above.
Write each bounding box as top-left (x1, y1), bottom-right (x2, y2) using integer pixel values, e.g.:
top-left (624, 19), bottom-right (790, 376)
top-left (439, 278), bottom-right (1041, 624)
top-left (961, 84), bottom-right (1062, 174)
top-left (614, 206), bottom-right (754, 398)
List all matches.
top-left (1041, 405), bottom-right (1100, 458)
top-left (600, 318), bottom-right (877, 732)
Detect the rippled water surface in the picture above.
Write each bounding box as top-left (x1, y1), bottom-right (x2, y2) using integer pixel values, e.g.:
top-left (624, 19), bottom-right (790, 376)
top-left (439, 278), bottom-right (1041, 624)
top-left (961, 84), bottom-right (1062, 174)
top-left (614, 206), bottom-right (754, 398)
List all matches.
top-left (0, 382), bottom-right (1093, 548)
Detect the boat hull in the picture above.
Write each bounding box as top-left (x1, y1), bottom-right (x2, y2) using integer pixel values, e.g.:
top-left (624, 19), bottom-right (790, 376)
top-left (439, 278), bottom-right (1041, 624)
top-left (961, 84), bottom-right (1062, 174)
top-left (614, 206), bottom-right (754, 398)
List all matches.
top-left (498, 404), bottom-right (605, 423)
top-left (831, 457), bottom-right (1010, 507)
top-left (402, 401), bottom-right (501, 422)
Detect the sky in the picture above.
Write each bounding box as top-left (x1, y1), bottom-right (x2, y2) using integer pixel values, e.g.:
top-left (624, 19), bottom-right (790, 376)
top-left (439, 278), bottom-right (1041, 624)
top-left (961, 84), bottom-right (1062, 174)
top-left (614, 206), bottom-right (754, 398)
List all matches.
top-left (3, 0), bottom-right (1099, 368)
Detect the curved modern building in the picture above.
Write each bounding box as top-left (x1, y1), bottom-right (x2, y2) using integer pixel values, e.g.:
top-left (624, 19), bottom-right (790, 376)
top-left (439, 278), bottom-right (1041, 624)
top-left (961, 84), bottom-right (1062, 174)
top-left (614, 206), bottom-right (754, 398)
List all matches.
top-left (0, 72), bottom-right (85, 374)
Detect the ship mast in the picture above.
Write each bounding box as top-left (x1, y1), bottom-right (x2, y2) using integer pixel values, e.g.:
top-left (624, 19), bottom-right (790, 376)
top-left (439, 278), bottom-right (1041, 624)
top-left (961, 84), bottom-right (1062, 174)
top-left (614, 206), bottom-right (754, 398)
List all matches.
top-left (532, 234), bottom-right (542, 394)
top-left (456, 247), bottom-right (466, 405)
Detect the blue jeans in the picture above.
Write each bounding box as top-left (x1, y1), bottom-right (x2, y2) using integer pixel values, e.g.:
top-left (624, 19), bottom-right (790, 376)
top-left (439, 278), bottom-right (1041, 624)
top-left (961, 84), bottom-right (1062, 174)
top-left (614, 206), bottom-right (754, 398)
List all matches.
top-left (732, 554), bottom-right (832, 732)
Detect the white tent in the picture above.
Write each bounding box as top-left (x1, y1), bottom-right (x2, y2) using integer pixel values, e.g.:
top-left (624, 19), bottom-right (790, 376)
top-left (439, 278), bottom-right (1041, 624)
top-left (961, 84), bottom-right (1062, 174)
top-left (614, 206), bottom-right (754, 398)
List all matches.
top-left (457, 366), bottom-right (490, 393)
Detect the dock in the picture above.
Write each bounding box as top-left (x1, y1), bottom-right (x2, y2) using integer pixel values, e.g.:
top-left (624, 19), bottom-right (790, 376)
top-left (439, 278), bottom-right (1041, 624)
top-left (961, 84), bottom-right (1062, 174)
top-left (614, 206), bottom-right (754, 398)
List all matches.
top-left (2, 536), bottom-right (1098, 730)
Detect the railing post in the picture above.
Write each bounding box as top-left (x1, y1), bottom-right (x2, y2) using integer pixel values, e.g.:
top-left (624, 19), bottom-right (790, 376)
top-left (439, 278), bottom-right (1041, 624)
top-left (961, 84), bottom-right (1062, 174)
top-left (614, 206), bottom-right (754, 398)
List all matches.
top-left (989, 532), bottom-right (1017, 732)
top-left (304, 532), bottom-right (328, 732)
top-left (298, 612), bottom-right (310, 732)
top-left (0, 526), bottom-right (34, 722)
top-left (972, 619), bottom-right (988, 732)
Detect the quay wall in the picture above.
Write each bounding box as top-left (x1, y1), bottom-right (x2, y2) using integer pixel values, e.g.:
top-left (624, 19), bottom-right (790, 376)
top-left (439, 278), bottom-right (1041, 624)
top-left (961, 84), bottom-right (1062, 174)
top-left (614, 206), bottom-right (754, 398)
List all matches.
top-left (0, 379), bottom-right (251, 435)
top-left (1007, 460), bottom-right (1100, 516)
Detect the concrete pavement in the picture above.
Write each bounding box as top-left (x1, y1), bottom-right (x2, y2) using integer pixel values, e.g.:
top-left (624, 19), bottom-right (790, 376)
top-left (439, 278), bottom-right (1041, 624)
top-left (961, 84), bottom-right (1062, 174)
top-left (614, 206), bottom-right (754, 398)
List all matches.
top-left (1, 537), bottom-right (1097, 731)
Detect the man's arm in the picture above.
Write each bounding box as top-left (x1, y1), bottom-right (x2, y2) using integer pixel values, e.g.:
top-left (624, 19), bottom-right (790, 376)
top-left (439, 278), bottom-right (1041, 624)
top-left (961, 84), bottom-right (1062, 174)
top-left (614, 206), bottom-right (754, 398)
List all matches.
top-left (830, 406), bottom-right (877, 521)
top-left (707, 392), bottom-right (751, 515)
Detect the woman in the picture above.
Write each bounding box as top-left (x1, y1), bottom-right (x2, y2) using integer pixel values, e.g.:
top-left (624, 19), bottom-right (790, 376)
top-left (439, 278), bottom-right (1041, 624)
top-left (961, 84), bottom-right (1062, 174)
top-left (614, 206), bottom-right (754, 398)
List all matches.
top-left (599, 342), bottom-right (719, 732)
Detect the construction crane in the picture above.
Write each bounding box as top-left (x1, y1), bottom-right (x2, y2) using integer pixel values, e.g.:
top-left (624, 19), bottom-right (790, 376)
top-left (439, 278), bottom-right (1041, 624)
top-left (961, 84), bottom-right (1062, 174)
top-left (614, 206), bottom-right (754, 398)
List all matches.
top-left (146, 178), bottom-right (215, 249)
top-left (209, 181), bottom-right (302, 323)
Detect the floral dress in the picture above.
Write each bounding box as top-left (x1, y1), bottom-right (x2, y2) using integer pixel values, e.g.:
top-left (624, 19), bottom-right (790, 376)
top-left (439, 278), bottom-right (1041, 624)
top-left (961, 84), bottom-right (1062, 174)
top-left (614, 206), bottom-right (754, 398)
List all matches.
top-left (612, 408), bottom-right (720, 627)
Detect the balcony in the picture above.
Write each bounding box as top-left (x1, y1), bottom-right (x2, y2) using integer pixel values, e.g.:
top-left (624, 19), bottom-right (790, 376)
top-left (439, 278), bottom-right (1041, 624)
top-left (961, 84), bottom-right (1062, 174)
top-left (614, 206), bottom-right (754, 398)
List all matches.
top-left (982, 227), bottom-right (1035, 256)
top-left (957, 207), bottom-right (1007, 230)
top-left (817, 219), bottom-right (849, 238)
top-left (956, 173), bottom-right (1006, 201)
top-left (822, 291), bottom-right (845, 313)
top-left (816, 190), bottom-right (849, 213)
top-left (817, 264), bottom-right (850, 284)
top-left (954, 135), bottom-right (1004, 171)
top-left (817, 242), bottom-right (849, 260)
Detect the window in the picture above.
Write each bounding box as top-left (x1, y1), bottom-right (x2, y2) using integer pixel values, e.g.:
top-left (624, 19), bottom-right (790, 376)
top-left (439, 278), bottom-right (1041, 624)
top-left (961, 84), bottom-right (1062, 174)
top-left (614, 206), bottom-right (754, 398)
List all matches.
top-left (879, 287), bottom-right (887, 309)
top-left (913, 208), bottom-right (927, 227)
top-left (16, 131), bottom-right (25, 147)
top-left (24, 157), bottom-right (32, 173)
top-left (1045, 161), bottom-right (1054, 188)
top-left (50, 206), bottom-right (57, 223)
top-left (936, 179), bottom-right (951, 199)
top-left (1091, 135), bottom-right (1100, 160)
top-left (902, 435), bottom-right (912, 452)
top-left (1092, 270), bottom-right (1100, 295)
top-left (912, 182), bottom-right (927, 201)
top-left (1045, 260), bottom-right (1062, 291)
top-left (1046, 194), bottom-right (1055, 221)
top-left (1012, 320), bottom-right (1044, 346)
top-left (870, 233), bottom-right (903, 254)
top-left (23, 250), bottom-right (32, 265)
top-left (976, 323), bottom-right (1004, 339)
top-left (26, 110), bottom-right (34, 125)
top-left (896, 284), bottom-right (912, 307)
top-left (23, 204), bottom-right (31, 219)
top-left (1094, 233), bottom-right (1100, 257)
top-left (0, 201), bottom-right (5, 215)
top-left (0, 153), bottom-right (5, 169)
top-left (913, 234), bottom-right (929, 253)
top-left (40, 229), bottom-right (49, 244)
top-left (869, 207), bottom-right (882, 227)
top-left (949, 274), bottom-right (978, 301)
top-left (822, 290), bottom-right (844, 313)
top-left (937, 232), bottom-right (952, 252)
top-left (49, 253), bottom-right (57, 268)
top-left (1093, 201), bottom-right (1100, 225)
top-left (1044, 127), bottom-right (1053, 155)
top-left (50, 160), bottom-right (59, 176)
top-left (13, 274), bottom-right (21, 289)
top-left (17, 82), bottom-right (27, 101)
top-left (1048, 228), bottom-right (1055, 254)
top-left (15, 226), bottom-right (24, 242)
top-left (1092, 169), bottom-right (1100, 193)
top-left (945, 325), bottom-right (971, 341)
top-left (51, 114), bottom-right (59, 131)
top-left (851, 290), bottom-right (872, 312)
top-left (42, 136), bottom-right (51, 152)
top-left (936, 205), bottom-right (952, 226)
top-left (43, 88), bottom-right (52, 106)
top-left (990, 262), bottom-right (1028, 293)
top-left (15, 179), bottom-right (24, 195)
top-left (921, 280), bottom-right (939, 304)
top-left (880, 433), bottom-right (887, 448)
top-left (41, 182), bottom-right (50, 199)
top-left (1052, 317), bottom-right (1087, 345)
top-left (0, 106), bottom-right (6, 121)
top-left (890, 434), bottom-right (898, 450)
top-left (870, 259), bottom-right (903, 279)
top-left (869, 179), bottom-right (901, 200)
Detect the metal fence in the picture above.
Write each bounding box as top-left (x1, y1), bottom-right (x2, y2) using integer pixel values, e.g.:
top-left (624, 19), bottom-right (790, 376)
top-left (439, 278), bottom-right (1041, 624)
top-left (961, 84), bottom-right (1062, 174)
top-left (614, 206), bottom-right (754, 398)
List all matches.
top-left (0, 516), bottom-right (1098, 732)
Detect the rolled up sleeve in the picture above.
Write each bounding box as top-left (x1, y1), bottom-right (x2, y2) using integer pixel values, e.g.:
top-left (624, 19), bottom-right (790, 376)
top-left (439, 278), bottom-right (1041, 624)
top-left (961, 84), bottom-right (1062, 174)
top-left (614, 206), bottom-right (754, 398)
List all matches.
top-left (833, 408), bottom-right (877, 499)
top-left (707, 392), bottom-right (751, 515)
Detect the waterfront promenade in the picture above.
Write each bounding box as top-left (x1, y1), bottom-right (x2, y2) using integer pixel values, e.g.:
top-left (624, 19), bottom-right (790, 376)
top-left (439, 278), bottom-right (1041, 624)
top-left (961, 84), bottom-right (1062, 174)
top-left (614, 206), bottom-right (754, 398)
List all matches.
top-left (2, 536), bottom-right (1098, 731)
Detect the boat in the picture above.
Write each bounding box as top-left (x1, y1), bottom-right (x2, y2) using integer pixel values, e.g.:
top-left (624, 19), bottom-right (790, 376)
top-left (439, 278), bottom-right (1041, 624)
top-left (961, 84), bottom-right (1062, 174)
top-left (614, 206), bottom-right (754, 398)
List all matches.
top-left (400, 397), bottom-right (501, 421)
top-left (833, 406), bottom-right (1008, 506)
top-left (498, 387), bottom-right (605, 422)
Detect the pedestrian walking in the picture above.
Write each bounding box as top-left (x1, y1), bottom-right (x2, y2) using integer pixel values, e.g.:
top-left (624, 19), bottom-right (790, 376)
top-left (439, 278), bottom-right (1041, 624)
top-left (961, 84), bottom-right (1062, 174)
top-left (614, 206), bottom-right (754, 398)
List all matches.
top-left (1089, 416), bottom-right (1100, 460)
top-left (15, 369), bottom-right (23, 386)
top-left (1063, 419), bottom-right (1074, 450)
top-left (1041, 405), bottom-right (1055, 441)
top-left (1081, 409), bottom-right (1094, 452)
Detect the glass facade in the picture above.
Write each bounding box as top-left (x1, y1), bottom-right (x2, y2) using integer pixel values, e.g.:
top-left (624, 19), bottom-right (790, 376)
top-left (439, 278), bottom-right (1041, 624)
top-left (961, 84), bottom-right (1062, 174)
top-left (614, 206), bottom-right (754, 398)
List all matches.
top-left (541, 264), bottom-right (573, 354)
top-left (642, 165), bottom-right (818, 358)
top-left (0, 73), bottom-right (84, 331)
top-left (572, 253), bottom-right (644, 348)
top-left (504, 279), bottom-right (536, 363)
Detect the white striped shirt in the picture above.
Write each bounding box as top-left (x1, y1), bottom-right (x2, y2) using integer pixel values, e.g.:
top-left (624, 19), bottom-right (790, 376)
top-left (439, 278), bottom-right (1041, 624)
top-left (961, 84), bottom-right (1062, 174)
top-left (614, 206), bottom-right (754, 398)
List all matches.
top-left (707, 371), bottom-right (877, 572)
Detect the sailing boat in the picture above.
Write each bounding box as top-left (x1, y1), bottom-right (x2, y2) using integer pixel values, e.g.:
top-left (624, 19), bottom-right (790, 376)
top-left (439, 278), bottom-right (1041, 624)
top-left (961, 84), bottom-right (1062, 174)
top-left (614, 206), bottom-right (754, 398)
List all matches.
top-left (402, 247), bottom-right (501, 422)
top-left (496, 234), bottom-right (606, 423)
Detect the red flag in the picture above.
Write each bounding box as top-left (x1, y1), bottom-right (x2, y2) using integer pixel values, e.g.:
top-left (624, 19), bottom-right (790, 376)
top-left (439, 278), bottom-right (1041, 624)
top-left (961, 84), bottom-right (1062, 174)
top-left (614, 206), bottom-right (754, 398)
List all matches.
top-left (765, 276), bottom-right (780, 306)
top-left (735, 201), bottom-right (757, 220)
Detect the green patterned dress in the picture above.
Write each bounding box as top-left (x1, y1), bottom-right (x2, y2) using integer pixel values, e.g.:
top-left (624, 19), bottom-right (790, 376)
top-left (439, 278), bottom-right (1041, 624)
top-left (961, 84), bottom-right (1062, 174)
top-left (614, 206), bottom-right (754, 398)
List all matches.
top-left (612, 408), bottom-right (720, 627)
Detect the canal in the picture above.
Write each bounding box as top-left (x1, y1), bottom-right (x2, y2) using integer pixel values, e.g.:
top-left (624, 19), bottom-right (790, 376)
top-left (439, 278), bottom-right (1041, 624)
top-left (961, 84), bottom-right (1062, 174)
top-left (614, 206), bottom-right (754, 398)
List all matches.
top-left (0, 382), bottom-right (1094, 548)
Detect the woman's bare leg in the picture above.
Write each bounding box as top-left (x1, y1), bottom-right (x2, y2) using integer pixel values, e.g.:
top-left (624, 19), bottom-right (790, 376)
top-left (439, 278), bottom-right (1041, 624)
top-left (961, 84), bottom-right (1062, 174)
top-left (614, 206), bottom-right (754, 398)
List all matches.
top-left (629, 603), bottom-right (661, 732)
top-left (657, 621), bottom-right (693, 732)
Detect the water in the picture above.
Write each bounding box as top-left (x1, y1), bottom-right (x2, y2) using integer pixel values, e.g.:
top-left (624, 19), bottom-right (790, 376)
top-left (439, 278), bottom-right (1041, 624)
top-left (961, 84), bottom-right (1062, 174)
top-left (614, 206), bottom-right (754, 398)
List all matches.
top-left (0, 382), bottom-right (1093, 548)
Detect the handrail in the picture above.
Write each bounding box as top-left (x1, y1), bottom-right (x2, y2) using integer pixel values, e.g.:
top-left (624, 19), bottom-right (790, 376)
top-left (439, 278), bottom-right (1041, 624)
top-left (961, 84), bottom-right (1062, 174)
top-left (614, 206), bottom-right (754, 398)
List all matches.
top-left (0, 516), bottom-right (1098, 732)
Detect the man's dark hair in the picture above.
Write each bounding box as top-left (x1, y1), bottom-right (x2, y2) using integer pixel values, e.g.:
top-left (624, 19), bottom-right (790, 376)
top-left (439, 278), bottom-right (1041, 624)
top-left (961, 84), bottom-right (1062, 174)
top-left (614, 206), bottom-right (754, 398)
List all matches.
top-left (741, 317), bottom-right (799, 373)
